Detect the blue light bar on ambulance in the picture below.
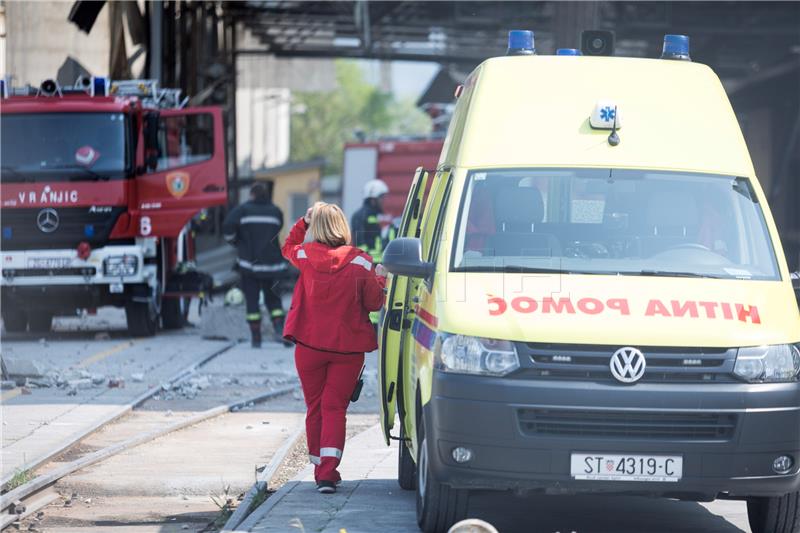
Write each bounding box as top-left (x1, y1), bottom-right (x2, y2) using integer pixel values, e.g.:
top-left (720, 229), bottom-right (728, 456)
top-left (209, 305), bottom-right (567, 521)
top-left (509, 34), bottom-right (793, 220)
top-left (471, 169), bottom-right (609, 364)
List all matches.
top-left (91, 76), bottom-right (109, 97)
top-left (556, 48), bottom-right (582, 56)
top-left (661, 34), bottom-right (691, 61)
top-left (507, 30), bottom-right (535, 56)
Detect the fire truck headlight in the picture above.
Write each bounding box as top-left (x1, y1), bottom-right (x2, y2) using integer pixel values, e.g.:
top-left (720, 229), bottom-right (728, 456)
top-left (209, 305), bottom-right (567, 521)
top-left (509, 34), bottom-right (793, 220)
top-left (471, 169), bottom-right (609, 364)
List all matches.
top-left (436, 334), bottom-right (520, 376)
top-left (103, 255), bottom-right (139, 277)
top-left (734, 344), bottom-right (800, 383)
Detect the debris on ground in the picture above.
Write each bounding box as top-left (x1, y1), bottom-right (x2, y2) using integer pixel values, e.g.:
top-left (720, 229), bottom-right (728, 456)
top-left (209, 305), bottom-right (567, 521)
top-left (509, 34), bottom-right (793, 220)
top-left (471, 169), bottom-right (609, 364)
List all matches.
top-left (3, 357), bottom-right (48, 379)
top-left (130, 373), bottom-right (144, 383)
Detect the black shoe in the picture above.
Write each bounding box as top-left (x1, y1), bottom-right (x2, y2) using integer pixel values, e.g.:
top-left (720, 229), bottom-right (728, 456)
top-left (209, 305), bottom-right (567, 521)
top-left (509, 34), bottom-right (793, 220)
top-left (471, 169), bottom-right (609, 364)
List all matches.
top-left (316, 480), bottom-right (336, 494)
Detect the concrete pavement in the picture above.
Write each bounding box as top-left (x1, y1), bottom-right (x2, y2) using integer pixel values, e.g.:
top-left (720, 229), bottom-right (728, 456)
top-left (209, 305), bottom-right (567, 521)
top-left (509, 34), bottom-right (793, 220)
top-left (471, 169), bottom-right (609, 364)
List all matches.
top-left (245, 424), bottom-right (752, 533)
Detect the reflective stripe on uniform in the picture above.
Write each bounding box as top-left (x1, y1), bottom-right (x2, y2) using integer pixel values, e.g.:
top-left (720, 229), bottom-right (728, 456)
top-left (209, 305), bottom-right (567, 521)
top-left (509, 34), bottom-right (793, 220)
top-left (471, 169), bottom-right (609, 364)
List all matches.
top-left (237, 258), bottom-right (287, 272)
top-left (270, 309), bottom-right (285, 318)
top-left (240, 215), bottom-right (281, 225)
top-left (309, 454), bottom-right (321, 465)
top-left (350, 256), bottom-right (372, 271)
top-left (320, 447), bottom-right (342, 459)
top-left (366, 215), bottom-right (379, 223)
top-left (246, 313), bottom-right (261, 321)
top-left (297, 249), bottom-right (307, 259)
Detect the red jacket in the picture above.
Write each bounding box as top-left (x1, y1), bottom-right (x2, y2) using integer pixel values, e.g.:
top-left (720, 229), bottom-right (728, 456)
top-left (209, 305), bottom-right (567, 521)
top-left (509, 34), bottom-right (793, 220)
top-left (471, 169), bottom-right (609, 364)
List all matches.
top-left (281, 218), bottom-right (387, 353)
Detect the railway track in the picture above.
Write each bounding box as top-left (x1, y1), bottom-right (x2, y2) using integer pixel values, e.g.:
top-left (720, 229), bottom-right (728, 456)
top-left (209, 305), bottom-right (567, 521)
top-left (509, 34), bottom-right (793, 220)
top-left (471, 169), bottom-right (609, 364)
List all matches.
top-left (0, 341), bottom-right (303, 531)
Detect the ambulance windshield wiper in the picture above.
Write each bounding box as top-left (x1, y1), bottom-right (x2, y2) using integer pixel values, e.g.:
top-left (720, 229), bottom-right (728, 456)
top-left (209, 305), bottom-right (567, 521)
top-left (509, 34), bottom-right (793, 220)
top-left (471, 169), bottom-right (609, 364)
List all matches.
top-left (633, 270), bottom-right (723, 279)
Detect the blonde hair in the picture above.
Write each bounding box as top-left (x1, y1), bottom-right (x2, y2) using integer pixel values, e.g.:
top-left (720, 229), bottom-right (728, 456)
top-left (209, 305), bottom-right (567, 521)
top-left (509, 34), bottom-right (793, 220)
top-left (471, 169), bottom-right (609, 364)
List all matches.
top-left (309, 202), bottom-right (351, 247)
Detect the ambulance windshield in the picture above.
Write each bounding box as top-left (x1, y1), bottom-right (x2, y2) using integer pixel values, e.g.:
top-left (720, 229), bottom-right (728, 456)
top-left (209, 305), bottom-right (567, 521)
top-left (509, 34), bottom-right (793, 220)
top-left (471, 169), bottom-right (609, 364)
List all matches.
top-left (453, 169), bottom-right (781, 281)
top-left (0, 112), bottom-right (128, 182)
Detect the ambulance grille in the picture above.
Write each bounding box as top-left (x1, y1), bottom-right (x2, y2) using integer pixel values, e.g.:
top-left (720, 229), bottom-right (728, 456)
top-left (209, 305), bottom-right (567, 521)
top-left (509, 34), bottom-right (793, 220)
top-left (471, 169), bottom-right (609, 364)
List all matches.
top-left (518, 408), bottom-right (737, 441)
top-left (521, 343), bottom-right (737, 383)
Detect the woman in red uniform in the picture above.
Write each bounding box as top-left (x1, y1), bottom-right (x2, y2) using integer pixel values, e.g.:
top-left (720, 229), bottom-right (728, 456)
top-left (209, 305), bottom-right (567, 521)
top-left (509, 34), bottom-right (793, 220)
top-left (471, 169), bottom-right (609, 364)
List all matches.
top-left (281, 202), bottom-right (387, 494)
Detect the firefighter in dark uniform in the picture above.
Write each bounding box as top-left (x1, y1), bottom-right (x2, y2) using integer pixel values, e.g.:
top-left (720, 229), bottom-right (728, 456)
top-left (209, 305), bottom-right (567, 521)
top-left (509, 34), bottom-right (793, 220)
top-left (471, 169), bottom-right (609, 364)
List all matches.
top-left (350, 179), bottom-right (390, 261)
top-left (351, 179), bottom-right (394, 327)
top-left (223, 183), bottom-right (289, 348)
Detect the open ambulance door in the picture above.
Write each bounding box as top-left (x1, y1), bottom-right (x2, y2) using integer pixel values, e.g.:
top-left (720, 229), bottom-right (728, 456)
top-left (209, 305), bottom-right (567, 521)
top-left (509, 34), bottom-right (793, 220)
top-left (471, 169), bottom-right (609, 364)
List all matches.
top-left (379, 167), bottom-right (431, 445)
top-left (121, 107), bottom-right (228, 239)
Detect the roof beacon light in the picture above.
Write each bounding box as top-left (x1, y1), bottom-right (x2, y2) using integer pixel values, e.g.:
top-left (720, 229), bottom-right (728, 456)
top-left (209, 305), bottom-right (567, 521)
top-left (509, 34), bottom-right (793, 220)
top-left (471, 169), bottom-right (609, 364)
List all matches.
top-left (91, 76), bottom-right (109, 97)
top-left (507, 30), bottom-right (535, 56)
top-left (556, 48), bottom-right (582, 56)
top-left (661, 34), bottom-right (691, 61)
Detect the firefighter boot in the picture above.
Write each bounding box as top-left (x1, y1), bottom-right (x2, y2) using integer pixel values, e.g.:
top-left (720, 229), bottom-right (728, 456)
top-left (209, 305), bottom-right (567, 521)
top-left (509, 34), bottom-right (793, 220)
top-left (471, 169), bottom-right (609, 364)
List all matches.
top-left (248, 319), bottom-right (262, 348)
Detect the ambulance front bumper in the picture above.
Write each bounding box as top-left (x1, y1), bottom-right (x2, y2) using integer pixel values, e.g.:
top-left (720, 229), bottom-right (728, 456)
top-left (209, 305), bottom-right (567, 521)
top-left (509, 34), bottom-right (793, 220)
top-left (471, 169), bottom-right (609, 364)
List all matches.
top-left (426, 370), bottom-right (800, 500)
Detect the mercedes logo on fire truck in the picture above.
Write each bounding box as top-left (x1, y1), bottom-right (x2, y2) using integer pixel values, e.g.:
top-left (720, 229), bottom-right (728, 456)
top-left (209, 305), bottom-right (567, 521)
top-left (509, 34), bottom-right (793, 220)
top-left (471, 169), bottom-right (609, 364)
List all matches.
top-left (36, 208), bottom-right (60, 233)
top-left (609, 347), bottom-right (647, 384)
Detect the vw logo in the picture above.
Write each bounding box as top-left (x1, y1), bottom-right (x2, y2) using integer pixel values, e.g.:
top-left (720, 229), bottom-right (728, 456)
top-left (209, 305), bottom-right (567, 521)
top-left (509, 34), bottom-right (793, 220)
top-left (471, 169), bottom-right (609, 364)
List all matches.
top-left (609, 347), bottom-right (646, 384)
top-left (36, 208), bottom-right (60, 233)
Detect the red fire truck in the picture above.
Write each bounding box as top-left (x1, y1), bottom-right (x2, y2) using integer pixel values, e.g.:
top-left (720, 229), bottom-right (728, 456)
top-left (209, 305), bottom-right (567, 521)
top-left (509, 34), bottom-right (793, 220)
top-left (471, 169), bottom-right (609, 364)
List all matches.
top-left (0, 77), bottom-right (227, 336)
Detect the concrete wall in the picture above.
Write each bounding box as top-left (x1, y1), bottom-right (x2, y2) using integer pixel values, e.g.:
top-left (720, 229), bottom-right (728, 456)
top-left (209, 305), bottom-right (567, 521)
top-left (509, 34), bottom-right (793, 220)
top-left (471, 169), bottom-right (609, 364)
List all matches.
top-left (235, 26), bottom-right (336, 178)
top-left (1, 1), bottom-right (110, 85)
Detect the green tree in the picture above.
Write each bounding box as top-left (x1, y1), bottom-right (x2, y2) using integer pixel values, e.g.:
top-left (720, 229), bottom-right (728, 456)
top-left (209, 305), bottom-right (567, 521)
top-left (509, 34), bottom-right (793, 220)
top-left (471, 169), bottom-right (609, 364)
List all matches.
top-left (290, 60), bottom-right (431, 174)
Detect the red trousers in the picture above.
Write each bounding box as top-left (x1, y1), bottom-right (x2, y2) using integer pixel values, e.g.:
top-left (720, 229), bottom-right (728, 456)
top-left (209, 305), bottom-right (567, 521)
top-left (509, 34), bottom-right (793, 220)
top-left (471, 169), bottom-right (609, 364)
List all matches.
top-left (294, 343), bottom-right (364, 483)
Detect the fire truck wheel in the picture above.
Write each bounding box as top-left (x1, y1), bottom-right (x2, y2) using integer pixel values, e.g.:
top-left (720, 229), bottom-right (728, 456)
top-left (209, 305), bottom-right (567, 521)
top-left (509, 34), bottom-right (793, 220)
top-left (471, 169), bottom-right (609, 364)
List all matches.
top-left (28, 312), bottom-right (53, 333)
top-left (126, 302), bottom-right (158, 337)
top-left (416, 414), bottom-right (469, 533)
top-left (161, 297), bottom-right (190, 330)
top-left (2, 309), bottom-right (28, 333)
top-left (398, 422), bottom-right (417, 490)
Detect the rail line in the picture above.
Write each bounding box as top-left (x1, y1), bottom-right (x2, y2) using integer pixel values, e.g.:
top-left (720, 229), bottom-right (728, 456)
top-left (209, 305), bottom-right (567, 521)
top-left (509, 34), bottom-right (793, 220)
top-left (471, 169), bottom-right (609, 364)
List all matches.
top-left (0, 382), bottom-right (300, 530)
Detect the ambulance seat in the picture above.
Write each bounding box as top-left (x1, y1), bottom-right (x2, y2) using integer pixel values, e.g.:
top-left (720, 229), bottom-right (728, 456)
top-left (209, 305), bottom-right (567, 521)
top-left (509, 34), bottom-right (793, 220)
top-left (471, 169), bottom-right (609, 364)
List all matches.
top-left (641, 191), bottom-right (700, 257)
top-left (491, 185), bottom-right (561, 258)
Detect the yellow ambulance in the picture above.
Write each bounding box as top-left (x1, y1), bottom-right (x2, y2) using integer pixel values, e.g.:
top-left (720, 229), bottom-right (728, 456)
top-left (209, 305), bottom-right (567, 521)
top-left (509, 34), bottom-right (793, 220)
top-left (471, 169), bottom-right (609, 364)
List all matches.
top-left (379, 31), bottom-right (800, 533)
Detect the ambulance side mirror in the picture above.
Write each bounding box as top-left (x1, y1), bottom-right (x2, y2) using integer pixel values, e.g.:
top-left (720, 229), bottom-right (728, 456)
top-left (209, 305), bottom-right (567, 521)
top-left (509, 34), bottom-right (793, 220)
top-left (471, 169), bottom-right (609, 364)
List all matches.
top-left (383, 238), bottom-right (434, 279)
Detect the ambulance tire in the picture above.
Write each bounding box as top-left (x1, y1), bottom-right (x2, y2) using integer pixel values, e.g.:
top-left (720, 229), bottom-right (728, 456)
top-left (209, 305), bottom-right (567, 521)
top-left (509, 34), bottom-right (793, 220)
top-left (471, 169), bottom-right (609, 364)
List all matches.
top-left (747, 492), bottom-right (800, 533)
top-left (161, 297), bottom-right (190, 330)
top-left (126, 301), bottom-right (158, 337)
top-left (416, 416), bottom-right (469, 533)
top-left (28, 312), bottom-right (53, 333)
top-left (2, 309), bottom-right (28, 333)
top-left (398, 422), bottom-right (416, 490)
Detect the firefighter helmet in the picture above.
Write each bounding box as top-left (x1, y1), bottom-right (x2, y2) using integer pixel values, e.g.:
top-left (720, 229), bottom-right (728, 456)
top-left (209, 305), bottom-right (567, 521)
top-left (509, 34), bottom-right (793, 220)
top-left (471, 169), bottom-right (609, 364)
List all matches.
top-left (363, 179), bottom-right (389, 199)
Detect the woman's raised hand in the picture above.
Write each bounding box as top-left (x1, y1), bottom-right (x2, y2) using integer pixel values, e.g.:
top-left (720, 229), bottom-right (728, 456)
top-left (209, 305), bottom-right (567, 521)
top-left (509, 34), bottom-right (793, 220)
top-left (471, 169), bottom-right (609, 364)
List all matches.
top-left (303, 207), bottom-right (313, 224)
top-left (375, 264), bottom-right (388, 277)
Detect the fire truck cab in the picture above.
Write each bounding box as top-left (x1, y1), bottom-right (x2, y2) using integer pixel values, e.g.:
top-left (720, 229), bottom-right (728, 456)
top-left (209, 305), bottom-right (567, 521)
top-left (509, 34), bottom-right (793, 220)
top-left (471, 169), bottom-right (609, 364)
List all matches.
top-left (0, 77), bottom-right (227, 336)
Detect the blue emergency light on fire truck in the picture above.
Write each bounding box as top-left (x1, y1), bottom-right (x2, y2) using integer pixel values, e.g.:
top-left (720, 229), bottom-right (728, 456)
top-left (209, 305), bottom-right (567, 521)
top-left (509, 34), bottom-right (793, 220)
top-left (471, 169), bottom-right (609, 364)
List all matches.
top-left (0, 75), bottom-right (228, 336)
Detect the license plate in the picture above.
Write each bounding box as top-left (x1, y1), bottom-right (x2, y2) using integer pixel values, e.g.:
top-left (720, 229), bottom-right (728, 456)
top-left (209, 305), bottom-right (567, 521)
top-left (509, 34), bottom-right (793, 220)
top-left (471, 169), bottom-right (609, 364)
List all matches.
top-left (571, 453), bottom-right (683, 482)
top-left (27, 257), bottom-right (72, 269)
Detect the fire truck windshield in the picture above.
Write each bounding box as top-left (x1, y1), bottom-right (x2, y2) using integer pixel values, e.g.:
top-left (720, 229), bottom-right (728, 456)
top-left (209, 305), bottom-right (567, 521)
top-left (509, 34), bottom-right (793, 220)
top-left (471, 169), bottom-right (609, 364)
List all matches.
top-left (0, 112), bottom-right (129, 182)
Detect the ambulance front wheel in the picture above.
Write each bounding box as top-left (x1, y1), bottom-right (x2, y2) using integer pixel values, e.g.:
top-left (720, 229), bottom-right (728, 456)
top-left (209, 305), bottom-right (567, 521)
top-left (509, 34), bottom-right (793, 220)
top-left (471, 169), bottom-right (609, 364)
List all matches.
top-left (747, 492), bottom-right (800, 533)
top-left (416, 415), bottom-right (469, 533)
top-left (126, 300), bottom-right (158, 337)
top-left (398, 422), bottom-right (416, 490)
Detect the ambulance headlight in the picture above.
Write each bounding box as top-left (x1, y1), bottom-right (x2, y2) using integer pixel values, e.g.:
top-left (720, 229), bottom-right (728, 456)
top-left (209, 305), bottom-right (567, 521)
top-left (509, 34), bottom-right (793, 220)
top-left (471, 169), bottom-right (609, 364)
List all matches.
top-left (734, 344), bottom-right (800, 383)
top-left (436, 334), bottom-right (519, 376)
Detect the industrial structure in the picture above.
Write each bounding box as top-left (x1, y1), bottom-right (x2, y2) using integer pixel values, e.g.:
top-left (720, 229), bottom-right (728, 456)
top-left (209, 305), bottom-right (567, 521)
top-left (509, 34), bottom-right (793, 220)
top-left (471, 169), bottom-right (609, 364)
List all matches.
top-left (3, 1), bottom-right (798, 267)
